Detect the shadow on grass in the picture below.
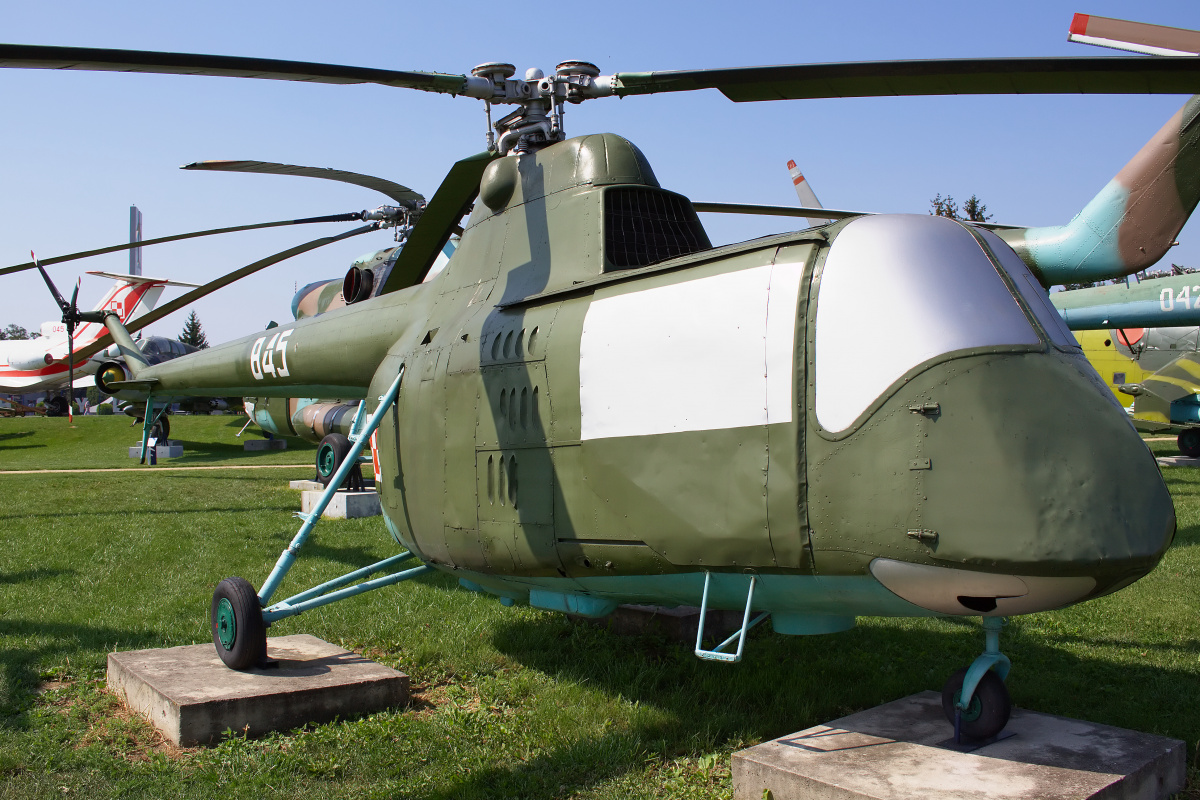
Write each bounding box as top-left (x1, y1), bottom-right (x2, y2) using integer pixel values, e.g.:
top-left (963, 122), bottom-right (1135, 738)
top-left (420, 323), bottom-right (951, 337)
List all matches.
top-left (0, 502), bottom-right (297, 521)
top-left (400, 615), bottom-right (1200, 800)
top-left (0, 618), bottom-right (161, 730)
top-left (0, 568), bottom-right (76, 585)
top-left (0, 431), bottom-right (36, 442)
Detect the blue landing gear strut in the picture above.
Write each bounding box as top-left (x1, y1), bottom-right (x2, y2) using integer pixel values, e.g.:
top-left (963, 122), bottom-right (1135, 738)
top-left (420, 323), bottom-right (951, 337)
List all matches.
top-left (209, 367), bottom-right (431, 670)
top-left (941, 616), bottom-right (1012, 742)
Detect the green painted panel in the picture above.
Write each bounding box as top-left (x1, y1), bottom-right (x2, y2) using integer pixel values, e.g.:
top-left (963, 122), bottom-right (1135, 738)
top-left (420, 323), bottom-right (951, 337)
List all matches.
top-left (443, 370), bottom-right (479, 531)
top-left (580, 427), bottom-right (774, 568)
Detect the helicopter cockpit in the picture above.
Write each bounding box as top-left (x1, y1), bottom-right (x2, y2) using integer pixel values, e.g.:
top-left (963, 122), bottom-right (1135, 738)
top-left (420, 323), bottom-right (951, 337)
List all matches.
top-left (814, 214), bottom-right (1080, 432)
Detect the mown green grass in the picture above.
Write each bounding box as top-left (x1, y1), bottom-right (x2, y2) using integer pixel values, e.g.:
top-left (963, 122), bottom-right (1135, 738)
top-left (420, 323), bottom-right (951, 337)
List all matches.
top-left (0, 427), bottom-right (1196, 798)
top-left (0, 414), bottom-right (315, 470)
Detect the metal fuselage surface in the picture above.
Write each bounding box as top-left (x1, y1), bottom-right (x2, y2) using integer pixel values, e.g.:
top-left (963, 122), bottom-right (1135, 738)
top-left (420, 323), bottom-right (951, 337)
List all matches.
top-left (136, 134), bottom-right (1175, 628)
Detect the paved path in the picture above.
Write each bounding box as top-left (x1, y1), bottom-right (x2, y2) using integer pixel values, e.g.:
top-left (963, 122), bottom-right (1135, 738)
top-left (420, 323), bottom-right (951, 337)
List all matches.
top-left (0, 464), bottom-right (312, 475)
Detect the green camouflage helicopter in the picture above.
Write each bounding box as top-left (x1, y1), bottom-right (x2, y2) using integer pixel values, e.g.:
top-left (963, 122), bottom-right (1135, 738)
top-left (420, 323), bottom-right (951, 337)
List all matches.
top-left (3, 44), bottom-right (1199, 742)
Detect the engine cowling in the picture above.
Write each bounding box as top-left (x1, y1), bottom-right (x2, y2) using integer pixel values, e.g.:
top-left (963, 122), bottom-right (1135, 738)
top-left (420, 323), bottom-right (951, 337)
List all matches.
top-left (7, 351), bottom-right (54, 371)
top-left (342, 266), bottom-right (374, 305)
top-left (95, 361), bottom-right (128, 395)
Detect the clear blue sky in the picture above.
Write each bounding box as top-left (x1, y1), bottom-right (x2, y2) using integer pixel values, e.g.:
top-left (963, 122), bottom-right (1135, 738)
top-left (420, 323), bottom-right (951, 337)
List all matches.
top-left (2, 0), bottom-right (1199, 343)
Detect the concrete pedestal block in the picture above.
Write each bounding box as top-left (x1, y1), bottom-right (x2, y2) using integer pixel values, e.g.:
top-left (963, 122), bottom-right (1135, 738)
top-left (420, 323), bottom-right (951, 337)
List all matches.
top-left (243, 439), bottom-right (287, 451)
top-left (128, 441), bottom-right (183, 459)
top-left (733, 691), bottom-right (1185, 800)
top-left (291, 479), bottom-right (375, 492)
top-left (107, 634), bottom-right (409, 746)
top-left (301, 489), bottom-right (381, 519)
top-left (1156, 455), bottom-right (1200, 468)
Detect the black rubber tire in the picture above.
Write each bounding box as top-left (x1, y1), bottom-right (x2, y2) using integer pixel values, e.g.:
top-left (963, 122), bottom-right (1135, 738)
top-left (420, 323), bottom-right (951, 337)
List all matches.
top-left (316, 433), bottom-right (352, 487)
top-left (150, 415), bottom-right (170, 442)
top-left (1179, 428), bottom-right (1200, 458)
top-left (211, 577), bottom-right (266, 670)
top-left (46, 396), bottom-right (68, 417)
top-left (941, 667), bottom-right (1011, 741)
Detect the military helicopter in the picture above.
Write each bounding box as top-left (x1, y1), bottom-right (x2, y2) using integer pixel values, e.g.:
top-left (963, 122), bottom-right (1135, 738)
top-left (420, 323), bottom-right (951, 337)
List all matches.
top-left (2, 43), bottom-right (1198, 743)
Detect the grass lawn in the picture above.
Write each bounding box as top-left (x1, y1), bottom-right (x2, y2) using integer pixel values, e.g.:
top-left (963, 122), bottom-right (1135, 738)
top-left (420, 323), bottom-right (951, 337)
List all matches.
top-left (0, 413), bottom-right (315, 470)
top-left (0, 419), bottom-right (1196, 798)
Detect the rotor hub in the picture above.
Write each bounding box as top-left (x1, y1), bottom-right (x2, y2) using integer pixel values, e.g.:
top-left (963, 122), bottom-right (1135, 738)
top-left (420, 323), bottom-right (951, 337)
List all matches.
top-left (467, 60), bottom-right (612, 155)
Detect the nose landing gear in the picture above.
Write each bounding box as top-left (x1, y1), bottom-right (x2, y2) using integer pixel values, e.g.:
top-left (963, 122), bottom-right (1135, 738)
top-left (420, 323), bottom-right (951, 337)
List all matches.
top-left (941, 616), bottom-right (1012, 741)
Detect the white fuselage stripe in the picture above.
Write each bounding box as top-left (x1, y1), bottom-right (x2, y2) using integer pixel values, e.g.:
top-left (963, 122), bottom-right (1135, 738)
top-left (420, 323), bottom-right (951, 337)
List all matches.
top-left (579, 262), bottom-right (804, 441)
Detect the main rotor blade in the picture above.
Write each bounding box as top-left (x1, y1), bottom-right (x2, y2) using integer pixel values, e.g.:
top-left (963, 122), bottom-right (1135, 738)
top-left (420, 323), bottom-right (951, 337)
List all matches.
top-left (0, 212), bottom-right (363, 277)
top-left (614, 57), bottom-right (1200, 101)
top-left (72, 223), bottom-right (378, 362)
top-left (0, 44), bottom-right (466, 94)
top-left (692, 202), bottom-right (864, 220)
top-left (379, 150), bottom-right (499, 295)
top-left (182, 161), bottom-right (425, 208)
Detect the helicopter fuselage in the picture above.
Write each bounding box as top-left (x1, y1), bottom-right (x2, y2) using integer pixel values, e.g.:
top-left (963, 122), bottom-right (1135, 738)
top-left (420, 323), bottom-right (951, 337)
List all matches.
top-left (132, 133), bottom-right (1176, 630)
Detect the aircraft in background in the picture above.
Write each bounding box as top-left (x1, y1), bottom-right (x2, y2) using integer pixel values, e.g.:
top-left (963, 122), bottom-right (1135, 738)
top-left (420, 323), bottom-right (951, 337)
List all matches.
top-left (1050, 274), bottom-right (1200, 454)
top-left (0, 271), bottom-right (196, 413)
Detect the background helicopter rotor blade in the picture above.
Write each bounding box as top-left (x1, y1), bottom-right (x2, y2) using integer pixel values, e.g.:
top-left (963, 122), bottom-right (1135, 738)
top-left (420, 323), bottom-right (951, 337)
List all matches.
top-left (70, 223), bottom-right (379, 363)
top-left (182, 161), bottom-right (425, 208)
top-left (31, 251), bottom-right (71, 315)
top-left (66, 279), bottom-right (80, 420)
top-left (613, 57), bottom-right (1200, 101)
top-left (0, 212), bottom-right (364, 277)
top-left (379, 151), bottom-right (498, 295)
top-left (0, 44), bottom-right (467, 94)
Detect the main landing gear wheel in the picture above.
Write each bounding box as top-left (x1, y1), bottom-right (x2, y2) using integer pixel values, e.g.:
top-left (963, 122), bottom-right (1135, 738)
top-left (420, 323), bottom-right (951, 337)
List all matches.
top-left (316, 433), bottom-right (352, 487)
top-left (211, 577), bottom-right (266, 670)
top-left (941, 668), bottom-right (1011, 741)
top-left (150, 415), bottom-right (170, 441)
top-left (1178, 428), bottom-right (1200, 458)
top-left (46, 396), bottom-right (68, 417)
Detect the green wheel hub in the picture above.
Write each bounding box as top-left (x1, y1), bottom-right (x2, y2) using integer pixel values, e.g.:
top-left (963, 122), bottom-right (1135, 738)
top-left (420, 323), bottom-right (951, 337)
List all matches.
top-left (317, 443), bottom-right (336, 477)
top-left (215, 597), bottom-right (237, 650)
top-left (956, 690), bottom-right (983, 722)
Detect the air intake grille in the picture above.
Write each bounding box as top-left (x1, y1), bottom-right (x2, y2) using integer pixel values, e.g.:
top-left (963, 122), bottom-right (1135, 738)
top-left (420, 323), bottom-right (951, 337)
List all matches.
top-left (604, 188), bottom-right (711, 270)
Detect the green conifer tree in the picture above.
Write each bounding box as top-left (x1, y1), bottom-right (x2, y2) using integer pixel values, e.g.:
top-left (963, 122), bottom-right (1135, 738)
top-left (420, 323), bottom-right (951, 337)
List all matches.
top-left (179, 310), bottom-right (209, 349)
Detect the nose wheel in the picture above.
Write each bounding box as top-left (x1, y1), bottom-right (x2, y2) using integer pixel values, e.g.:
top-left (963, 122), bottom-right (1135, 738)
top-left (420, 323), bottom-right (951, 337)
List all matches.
top-left (940, 616), bottom-right (1012, 742)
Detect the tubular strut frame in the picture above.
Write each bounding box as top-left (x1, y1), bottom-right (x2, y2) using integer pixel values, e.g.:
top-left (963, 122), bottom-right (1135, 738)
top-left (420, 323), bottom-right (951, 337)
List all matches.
top-left (254, 367), bottom-right (430, 623)
top-left (138, 392), bottom-right (170, 465)
top-left (693, 571), bottom-right (770, 663)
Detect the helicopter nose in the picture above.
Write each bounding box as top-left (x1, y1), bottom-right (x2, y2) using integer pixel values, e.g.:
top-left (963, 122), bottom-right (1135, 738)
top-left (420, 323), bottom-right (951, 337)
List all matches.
top-left (808, 349), bottom-right (1175, 615)
top-left (919, 351), bottom-right (1173, 584)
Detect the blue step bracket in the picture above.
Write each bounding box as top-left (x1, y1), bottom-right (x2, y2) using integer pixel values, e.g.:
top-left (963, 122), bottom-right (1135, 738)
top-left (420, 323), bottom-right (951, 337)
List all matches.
top-left (257, 367), bottom-right (420, 619)
top-left (694, 571), bottom-right (770, 663)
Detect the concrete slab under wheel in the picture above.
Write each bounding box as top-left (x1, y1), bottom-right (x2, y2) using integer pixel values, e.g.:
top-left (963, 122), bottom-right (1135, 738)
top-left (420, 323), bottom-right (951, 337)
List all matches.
top-left (733, 691), bottom-right (1184, 800)
top-left (290, 479), bottom-right (376, 492)
top-left (128, 441), bottom-right (183, 459)
top-left (301, 489), bottom-right (381, 518)
top-left (107, 634), bottom-right (408, 746)
top-left (243, 439), bottom-right (287, 451)
top-left (576, 604), bottom-right (745, 644)
top-left (1155, 456), bottom-right (1200, 467)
